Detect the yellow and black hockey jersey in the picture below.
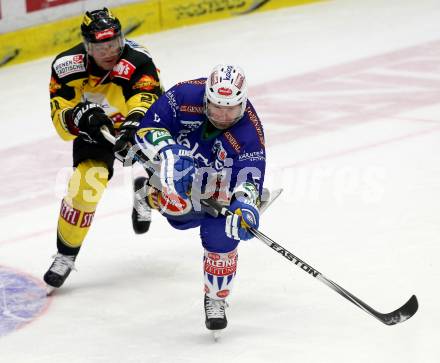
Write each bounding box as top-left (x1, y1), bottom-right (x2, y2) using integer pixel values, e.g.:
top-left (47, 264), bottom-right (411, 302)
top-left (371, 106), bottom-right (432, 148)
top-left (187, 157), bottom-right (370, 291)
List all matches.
top-left (49, 39), bottom-right (163, 141)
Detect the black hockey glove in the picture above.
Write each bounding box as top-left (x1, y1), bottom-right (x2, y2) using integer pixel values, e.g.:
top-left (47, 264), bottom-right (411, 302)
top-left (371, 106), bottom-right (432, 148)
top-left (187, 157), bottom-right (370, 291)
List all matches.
top-left (71, 101), bottom-right (114, 145)
top-left (114, 114), bottom-right (143, 164)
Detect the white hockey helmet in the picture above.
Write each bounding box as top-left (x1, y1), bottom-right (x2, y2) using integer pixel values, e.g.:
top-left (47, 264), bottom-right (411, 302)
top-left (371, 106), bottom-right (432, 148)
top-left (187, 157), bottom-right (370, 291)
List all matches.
top-left (204, 64), bottom-right (248, 128)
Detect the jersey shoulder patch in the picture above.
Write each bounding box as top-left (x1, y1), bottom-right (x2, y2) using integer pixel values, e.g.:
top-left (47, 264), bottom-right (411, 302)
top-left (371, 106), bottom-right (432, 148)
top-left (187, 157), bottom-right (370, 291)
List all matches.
top-left (53, 53), bottom-right (86, 78)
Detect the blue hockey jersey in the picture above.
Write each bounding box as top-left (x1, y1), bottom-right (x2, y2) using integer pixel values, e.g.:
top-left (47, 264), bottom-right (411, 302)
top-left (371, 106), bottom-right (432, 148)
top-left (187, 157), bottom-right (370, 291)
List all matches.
top-left (135, 78), bottom-right (266, 203)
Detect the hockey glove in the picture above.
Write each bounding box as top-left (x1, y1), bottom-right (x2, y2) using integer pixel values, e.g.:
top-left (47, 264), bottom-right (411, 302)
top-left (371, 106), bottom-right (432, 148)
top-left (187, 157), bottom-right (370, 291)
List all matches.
top-left (225, 198), bottom-right (259, 241)
top-left (159, 144), bottom-right (195, 199)
top-left (114, 114), bottom-right (142, 164)
top-left (71, 101), bottom-right (114, 144)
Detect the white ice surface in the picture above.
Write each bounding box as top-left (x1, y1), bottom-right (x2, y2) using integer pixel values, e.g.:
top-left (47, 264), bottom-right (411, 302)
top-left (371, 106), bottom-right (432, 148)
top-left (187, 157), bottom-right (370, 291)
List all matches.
top-left (1, 0), bottom-right (440, 362)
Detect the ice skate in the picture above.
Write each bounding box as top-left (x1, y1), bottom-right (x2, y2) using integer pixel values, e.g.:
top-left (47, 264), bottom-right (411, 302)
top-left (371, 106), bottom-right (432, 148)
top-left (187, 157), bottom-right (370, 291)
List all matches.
top-left (44, 253), bottom-right (77, 294)
top-left (132, 176), bottom-right (152, 234)
top-left (204, 294), bottom-right (228, 338)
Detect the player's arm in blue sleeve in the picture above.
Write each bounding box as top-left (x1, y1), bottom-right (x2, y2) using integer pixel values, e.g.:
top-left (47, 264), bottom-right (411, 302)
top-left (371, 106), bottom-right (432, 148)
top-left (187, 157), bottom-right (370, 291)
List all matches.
top-left (134, 87), bottom-right (181, 161)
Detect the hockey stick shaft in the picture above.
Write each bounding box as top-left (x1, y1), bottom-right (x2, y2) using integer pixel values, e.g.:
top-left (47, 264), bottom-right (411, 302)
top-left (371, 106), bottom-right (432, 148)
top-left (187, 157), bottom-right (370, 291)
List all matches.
top-left (102, 128), bottom-right (116, 144)
top-left (102, 127), bottom-right (157, 175)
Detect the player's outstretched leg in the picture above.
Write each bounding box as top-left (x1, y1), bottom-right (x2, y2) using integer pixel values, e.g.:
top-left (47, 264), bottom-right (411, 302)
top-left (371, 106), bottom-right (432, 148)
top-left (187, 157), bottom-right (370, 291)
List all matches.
top-left (203, 248), bottom-right (237, 332)
top-left (132, 176), bottom-right (152, 234)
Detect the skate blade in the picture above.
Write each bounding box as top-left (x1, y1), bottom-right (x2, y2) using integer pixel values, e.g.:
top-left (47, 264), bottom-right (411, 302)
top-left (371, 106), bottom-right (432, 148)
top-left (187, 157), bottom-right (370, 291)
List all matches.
top-left (212, 330), bottom-right (222, 342)
top-left (46, 285), bottom-right (57, 296)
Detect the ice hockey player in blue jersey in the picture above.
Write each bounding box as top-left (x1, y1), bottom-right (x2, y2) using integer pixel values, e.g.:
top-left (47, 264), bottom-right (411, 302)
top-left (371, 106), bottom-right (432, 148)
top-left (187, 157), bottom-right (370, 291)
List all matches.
top-left (133, 64), bottom-right (266, 334)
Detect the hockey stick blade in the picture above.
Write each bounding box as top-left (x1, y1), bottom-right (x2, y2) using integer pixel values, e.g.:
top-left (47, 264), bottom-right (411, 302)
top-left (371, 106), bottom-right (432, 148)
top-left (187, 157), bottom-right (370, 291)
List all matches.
top-left (379, 294), bottom-right (418, 326)
top-left (322, 277), bottom-right (418, 326)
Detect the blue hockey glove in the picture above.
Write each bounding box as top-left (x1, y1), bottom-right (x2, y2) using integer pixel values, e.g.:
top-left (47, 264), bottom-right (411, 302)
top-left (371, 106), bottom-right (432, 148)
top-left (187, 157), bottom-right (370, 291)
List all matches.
top-left (159, 144), bottom-right (195, 199)
top-left (225, 198), bottom-right (260, 241)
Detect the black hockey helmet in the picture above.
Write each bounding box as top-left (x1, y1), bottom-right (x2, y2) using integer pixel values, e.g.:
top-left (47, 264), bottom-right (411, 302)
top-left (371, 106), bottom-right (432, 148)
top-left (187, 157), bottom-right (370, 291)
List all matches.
top-left (81, 8), bottom-right (122, 43)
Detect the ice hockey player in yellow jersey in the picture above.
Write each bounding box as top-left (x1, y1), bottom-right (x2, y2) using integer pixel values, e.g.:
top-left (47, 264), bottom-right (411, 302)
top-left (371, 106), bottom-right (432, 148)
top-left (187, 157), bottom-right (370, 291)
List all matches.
top-left (44, 8), bottom-right (163, 292)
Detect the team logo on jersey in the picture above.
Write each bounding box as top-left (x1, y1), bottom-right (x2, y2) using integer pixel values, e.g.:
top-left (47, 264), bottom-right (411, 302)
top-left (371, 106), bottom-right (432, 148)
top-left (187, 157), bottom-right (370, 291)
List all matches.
top-left (111, 59), bottom-right (136, 80)
top-left (133, 75), bottom-right (160, 90)
top-left (49, 77), bottom-right (61, 94)
top-left (180, 120), bottom-right (203, 131)
top-left (53, 54), bottom-right (85, 78)
top-left (218, 87), bottom-right (232, 96)
top-left (213, 140), bottom-right (228, 171)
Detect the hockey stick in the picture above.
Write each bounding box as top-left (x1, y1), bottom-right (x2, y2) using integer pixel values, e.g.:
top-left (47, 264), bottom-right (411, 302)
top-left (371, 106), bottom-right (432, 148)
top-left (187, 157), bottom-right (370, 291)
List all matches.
top-left (102, 128), bottom-right (418, 325)
top-left (201, 198), bottom-right (419, 326)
